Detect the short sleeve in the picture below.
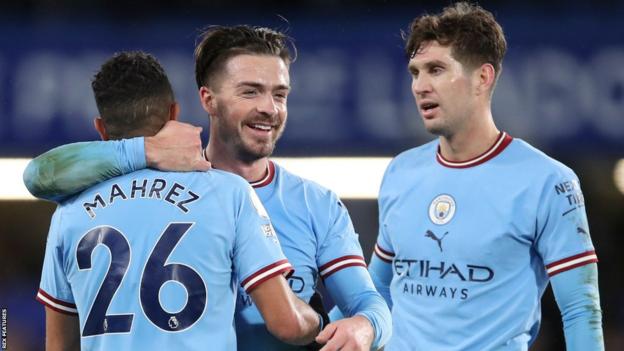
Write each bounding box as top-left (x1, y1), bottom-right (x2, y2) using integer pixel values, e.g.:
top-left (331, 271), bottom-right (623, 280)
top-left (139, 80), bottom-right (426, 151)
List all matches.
top-left (234, 186), bottom-right (293, 293)
top-left (36, 207), bottom-right (78, 315)
top-left (316, 193), bottom-right (367, 280)
top-left (373, 222), bottom-right (395, 264)
top-left (373, 185), bottom-right (396, 263)
top-left (535, 170), bottom-right (597, 277)
top-left (372, 163), bottom-right (396, 263)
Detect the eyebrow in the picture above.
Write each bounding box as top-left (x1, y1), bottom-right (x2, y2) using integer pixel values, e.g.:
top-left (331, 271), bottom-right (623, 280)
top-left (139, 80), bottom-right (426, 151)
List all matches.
top-left (236, 81), bottom-right (290, 91)
top-left (408, 59), bottom-right (447, 74)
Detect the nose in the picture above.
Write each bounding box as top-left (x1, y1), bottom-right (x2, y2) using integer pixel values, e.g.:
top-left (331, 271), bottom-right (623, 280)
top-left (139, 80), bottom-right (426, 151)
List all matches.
top-left (412, 74), bottom-right (432, 97)
top-left (256, 93), bottom-right (278, 116)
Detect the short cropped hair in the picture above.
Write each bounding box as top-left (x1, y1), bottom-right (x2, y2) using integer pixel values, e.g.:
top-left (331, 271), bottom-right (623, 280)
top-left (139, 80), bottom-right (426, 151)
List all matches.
top-left (194, 25), bottom-right (295, 89)
top-left (405, 2), bottom-right (507, 79)
top-left (92, 51), bottom-right (174, 139)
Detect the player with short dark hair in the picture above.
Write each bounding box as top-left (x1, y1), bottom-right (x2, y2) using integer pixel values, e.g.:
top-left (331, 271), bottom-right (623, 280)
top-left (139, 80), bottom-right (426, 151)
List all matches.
top-left (91, 51), bottom-right (177, 139)
top-left (35, 51), bottom-right (323, 351)
top-left (25, 25), bottom-right (392, 351)
top-left (404, 2), bottom-right (506, 87)
top-left (367, 2), bottom-right (604, 350)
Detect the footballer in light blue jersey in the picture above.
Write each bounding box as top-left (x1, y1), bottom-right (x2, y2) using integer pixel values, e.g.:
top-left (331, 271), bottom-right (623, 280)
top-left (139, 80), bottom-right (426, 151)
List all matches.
top-left (370, 132), bottom-right (600, 350)
top-left (237, 160), bottom-right (389, 351)
top-left (25, 146), bottom-right (392, 350)
top-left (37, 167), bottom-right (293, 350)
top-left (371, 3), bottom-right (604, 349)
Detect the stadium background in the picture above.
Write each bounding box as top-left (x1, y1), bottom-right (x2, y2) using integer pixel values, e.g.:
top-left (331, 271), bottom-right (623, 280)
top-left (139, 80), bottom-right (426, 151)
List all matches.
top-left (1, 0), bottom-right (623, 349)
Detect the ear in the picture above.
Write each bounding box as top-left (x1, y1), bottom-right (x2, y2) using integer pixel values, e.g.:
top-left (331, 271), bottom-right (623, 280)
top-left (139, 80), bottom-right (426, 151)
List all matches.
top-left (169, 102), bottom-right (180, 121)
top-left (198, 86), bottom-right (217, 116)
top-left (93, 117), bottom-right (109, 141)
top-left (474, 63), bottom-right (496, 96)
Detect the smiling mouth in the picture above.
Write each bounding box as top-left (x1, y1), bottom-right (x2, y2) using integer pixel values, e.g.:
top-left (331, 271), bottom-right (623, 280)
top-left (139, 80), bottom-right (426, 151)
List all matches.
top-left (247, 123), bottom-right (274, 132)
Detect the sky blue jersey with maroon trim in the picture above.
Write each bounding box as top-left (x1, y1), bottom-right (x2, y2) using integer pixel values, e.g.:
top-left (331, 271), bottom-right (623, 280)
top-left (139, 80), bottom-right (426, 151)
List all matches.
top-left (371, 132), bottom-right (601, 350)
top-left (38, 168), bottom-right (291, 350)
top-left (236, 161), bottom-right (390, 350)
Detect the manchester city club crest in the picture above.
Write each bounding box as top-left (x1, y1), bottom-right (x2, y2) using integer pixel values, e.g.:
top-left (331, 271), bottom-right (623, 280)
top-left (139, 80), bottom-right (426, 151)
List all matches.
top-left (428, 194), bottom-right (456, 225)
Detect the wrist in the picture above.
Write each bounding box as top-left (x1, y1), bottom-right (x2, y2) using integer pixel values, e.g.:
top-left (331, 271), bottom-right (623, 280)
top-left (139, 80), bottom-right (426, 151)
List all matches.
top-left (317, 312), bottom-right (325, 333)
top-left (144, 136), bottom-right (158, 168)
top-left (354, 314), bottom-right (375, 344)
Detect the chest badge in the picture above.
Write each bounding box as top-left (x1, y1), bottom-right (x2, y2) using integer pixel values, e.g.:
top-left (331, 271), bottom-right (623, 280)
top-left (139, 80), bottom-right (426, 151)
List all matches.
top-left (428, 194), bottom-right (456, 225)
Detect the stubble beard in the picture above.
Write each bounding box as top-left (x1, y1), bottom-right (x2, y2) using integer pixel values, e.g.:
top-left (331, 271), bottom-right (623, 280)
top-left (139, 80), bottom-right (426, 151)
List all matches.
top-left (235, 134), bottom-right (277, 164)
top-left (216, 112), bottom-right (285, 165)
top-left (423, 116), bottom-right (453, 139)
top-left (423, 108), bottom-right (468, 140)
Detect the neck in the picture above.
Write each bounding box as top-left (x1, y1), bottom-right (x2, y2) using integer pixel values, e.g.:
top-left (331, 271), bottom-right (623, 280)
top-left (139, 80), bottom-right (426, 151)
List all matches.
top-left (438, 108), bottom-right (499, 161)
top-left (206, 140), bottom-right (269, 183)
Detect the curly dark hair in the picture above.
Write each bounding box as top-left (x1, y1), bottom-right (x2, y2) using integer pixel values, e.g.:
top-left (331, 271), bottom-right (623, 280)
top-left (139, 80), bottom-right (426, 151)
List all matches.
top-left (194, 25), bottom-right (296, 89)
top-left (92, 51), bottom-right (174, 139)
top-left (404, 2), bottom-right (507, 80)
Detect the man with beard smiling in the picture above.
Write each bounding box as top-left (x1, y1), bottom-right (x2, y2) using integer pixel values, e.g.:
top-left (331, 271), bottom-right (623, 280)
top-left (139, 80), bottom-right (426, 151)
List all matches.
top-left (24, 25), bottom-right (391, 351)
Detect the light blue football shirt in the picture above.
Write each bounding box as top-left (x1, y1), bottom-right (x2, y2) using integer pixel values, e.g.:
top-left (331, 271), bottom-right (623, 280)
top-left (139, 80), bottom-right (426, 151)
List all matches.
top-left (235, 161), bottom-right (385, 351)
top-left (37, 168), bottom-right (292, 350)
top-left (373, 132), bottom-right (597, 351)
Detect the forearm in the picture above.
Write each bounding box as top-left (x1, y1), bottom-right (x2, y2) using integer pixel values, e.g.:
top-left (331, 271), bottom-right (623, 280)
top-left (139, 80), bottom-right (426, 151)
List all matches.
top-left (325, 267), bottom-right (392, 349)
top-left (290, 296), bottom-right (323, 345)
top-left (368, 255), bottom-right (393, 310)
top-left (46, 334), bottom-right (80, 351)
top-left (252, 276), bottom-right (320, 345)
top-left (24, 138), bottom-right (145, 202)
top-left (266, 294), bottom-right (320, 345)
top-left (45, 307), bottom-right (80, 351)
top-left (551, 263), bottom-right (604, 350)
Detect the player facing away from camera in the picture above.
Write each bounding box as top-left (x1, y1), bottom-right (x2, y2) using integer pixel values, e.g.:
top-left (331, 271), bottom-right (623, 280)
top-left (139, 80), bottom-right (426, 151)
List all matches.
top-left (34, 51), bottom-right (323, 351)
top-left (24, 26), bottom-right (391, 351)
top-left (365, 2), bottom-right (604, 350)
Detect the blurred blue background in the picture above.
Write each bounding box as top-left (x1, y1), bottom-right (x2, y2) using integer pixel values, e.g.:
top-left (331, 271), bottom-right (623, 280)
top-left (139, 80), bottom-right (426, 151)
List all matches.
top-left (1, 0), bottom-right (623, 350)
